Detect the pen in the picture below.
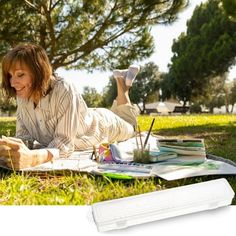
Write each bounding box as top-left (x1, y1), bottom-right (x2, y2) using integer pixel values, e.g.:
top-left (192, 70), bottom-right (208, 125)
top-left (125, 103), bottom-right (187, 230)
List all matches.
top-left (143, 118), bottom-right (155, 148)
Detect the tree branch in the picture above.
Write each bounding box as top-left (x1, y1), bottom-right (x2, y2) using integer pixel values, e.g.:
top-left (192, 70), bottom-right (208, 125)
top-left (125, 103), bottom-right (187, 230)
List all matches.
top-left (50, 0), bottom-right (62, 11)
top-left (23, 0), bottom-right (38, 10)
top-left (40, 1), bottom-right (56, 60)
top-left (54, 1), bottom-right (119, 66)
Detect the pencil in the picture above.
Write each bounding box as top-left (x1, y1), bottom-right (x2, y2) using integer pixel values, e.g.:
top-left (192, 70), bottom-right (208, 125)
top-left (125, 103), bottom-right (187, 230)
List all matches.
top-left (143, 118), bottom-right (155, 149)
top-left (133, 125), bottom-right (140, 151)
top-left (138, 125), bottom-right (143, 151)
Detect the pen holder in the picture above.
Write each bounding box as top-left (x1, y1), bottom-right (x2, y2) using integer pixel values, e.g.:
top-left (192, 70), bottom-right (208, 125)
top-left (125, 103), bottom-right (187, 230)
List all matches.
top-left (133, 144), bottom-right (150, 164)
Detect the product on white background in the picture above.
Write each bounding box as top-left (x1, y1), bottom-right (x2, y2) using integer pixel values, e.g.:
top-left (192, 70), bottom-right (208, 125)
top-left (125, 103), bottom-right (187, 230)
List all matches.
top-left (91, 178), bottom-right (235, 232)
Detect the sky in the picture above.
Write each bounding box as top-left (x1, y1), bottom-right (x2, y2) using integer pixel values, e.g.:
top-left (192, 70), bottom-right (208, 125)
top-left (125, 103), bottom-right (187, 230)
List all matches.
top-left (56, 0), bottom-right (236, 93)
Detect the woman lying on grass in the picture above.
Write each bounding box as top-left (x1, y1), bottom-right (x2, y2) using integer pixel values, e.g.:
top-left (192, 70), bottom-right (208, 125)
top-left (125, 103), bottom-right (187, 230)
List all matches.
top-left (0, 43), bottom-right (140, 170)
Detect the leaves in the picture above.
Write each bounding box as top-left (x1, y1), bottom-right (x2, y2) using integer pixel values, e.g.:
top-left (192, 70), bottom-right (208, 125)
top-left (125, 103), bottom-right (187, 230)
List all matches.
top-left (82, 86), bottom-right (103, 107)
top-left (0, 0), bottom-right (188, 71)
top-left (130, 62), bottom-right (160, 113)
top-left (222, 0), bottom-right (236, 20)
top-left (164, 0), bottom-right (236, 104)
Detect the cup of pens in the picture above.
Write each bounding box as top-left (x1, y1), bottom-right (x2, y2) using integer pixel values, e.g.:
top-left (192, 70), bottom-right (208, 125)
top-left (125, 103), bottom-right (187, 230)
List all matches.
top-left (133, 144), bottom-right (150, 164)
top-left (133, 118), bottom-right (155, 164)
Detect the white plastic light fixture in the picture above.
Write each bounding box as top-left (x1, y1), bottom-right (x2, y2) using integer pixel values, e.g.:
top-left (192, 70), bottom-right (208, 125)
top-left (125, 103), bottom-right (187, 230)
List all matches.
top-left (91, 178), bottom-right (235, 232)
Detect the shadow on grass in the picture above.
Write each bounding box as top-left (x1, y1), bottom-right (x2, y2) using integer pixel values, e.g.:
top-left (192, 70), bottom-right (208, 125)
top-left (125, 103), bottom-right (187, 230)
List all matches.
top-left (0, 168), bottom-right (13, 179)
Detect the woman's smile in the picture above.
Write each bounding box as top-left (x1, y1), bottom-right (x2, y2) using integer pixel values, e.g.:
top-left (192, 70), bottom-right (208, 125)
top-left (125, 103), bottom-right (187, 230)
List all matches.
top-left (9, 63), bottom-right (33, 99)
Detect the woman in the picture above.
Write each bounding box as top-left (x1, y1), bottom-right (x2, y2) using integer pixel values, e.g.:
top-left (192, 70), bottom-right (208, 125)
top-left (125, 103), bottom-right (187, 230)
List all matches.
top-left (0, 43), bottom-right (140, 170)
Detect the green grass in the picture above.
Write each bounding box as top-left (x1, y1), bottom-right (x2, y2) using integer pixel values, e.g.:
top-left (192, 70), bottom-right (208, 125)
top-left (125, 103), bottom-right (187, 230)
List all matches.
top-left (0, 115), bottom-right (236, 205)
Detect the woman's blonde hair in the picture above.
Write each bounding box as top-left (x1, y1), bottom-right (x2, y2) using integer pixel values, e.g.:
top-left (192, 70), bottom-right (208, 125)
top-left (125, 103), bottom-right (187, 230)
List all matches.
top-left (1, 43), bottom-right (53, 101)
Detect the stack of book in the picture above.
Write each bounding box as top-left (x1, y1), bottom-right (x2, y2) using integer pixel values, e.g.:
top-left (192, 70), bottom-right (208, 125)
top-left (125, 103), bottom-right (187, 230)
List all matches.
top-left (156, 138), bottom-right (206, 164)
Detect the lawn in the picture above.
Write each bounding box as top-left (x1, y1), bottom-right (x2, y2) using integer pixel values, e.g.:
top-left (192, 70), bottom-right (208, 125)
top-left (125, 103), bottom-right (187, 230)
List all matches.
top-left (0, 115), bottom-right (235, 205)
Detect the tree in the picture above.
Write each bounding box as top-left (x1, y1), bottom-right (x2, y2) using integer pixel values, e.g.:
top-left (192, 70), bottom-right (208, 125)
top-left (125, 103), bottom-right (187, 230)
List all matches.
top-left (130, 62), bottom-right (160, 113)
top-left (196, 75), bottom-right (227, 113)
top-left (0, 0), bottom-right (188, 71)
top-left (164, 0), bottom-right (236, 106)
top-left (82, 87), bottom-right (103, 107)
top-left (221, 0), bottom-right (236, 20)
top-left (160, 72), bottom-right (172, 101)
top-left (195, 74), bottom-right (236, 113)
top-left (101, 77), bottom-right (117, 108)
top-left (211, 79), bottom-right (236, 113)
top-left (228, 78), bottom-right (236, 112)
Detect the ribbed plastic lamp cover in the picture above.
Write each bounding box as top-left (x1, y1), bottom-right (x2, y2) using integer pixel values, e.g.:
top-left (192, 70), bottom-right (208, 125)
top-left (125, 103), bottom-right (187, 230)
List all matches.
top-left (92, 178), bottom-right (235, 232)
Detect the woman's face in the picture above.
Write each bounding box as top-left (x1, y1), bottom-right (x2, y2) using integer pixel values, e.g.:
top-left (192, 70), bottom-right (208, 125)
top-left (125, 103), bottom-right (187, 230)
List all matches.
top-left (8, 62), bottom-right (33, 99)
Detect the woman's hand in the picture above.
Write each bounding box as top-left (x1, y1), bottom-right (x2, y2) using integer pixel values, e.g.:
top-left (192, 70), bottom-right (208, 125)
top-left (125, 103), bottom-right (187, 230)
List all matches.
top-left (0, 137), bottom-right (52, 170)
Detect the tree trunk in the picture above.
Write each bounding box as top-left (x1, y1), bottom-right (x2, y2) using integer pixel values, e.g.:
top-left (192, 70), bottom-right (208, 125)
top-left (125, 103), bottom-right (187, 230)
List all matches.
top-left (225, 105), bottom-right (230, 113)
top-left (182, 99), bottom-right (187, 107)
top-left (230, 103), bottom-right (235, 113)
top-left (138, 101), bottom-right (146, 114)
top-left (136, 104), bottom-right (142, 114)
top-left (209, 106), bottom-right (214, 114)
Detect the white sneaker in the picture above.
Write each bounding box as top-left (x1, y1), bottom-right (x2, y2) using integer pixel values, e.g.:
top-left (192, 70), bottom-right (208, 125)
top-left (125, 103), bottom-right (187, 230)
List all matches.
top-left (126, 65), bottom-right (140, 86)
top-left (113, 69), bottom-right (128, 79)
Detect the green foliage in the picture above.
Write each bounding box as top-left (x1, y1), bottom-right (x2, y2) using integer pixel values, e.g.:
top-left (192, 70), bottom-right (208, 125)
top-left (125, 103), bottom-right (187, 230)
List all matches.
top-left (222, 0), bottom-right (236, 20)
top-left (0, 115), bottom-right (236, 205)
top-left (130, 62), bottom-right (160, 113)
top-left (0, 0), bottom-right (188, 71)
top-left (221, 81), bottom-right (235, 113)
top-left (190, 103), bottom-right (202, 114)
top-left (199, 77), bottom-right (236, 113)
top-left (164, 0), bottom-right (236, 105)
top-left (82, 86), bottom-right (103, 107)
top-left (195, 75), bottom-right (226, 113)
top-left (229, 79), bottom-right (236, 111)
top-left (161, 71), bottom-right (177, 101)
top-left (101, 77), bottom-right (117, 107)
